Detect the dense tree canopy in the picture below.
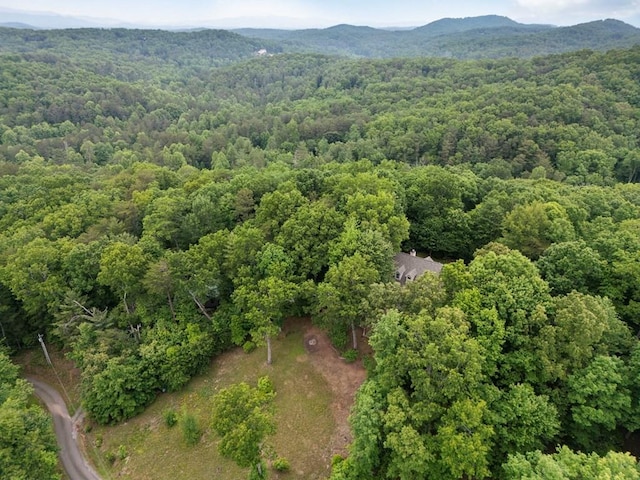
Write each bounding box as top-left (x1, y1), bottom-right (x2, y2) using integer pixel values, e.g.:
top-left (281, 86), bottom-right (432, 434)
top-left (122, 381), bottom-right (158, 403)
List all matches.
top-left (0, 351), bottom-right (59, 480)
top-left (1, 25), bottom-right (640, 479)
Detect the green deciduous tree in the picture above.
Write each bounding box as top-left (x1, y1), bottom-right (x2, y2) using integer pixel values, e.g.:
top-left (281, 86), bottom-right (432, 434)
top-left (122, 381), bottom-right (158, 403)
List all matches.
top-left (503, 446), bottom-right (640, 480)
top-left (254, 182), bottom-right (307, 240)
top-left (143, 257), bottom-right (177, 321)
top-left (567, 355), bottom-right (631, 451)
top-left (536, 240), bottom-right (606, 296)
top-left (538, 292), bottom-right (632, 383)
top-left (97, 241), bottom-right (148, 315)
top-left (170, 229), bottom-right (229, 319)
top-left (491, 383), bottom-right (559, 463)
top-left (501, 201), bottom-right (575, 259)
top-left (139, 322), bottom-right (217, 392)
top-left (437, 398), bottom-right (494, 480)
top-left (316, 253), bottom-right (379, 349)
top-left (469, 243), bottom-right (552, 385)
top-left (81, 354), bottom-right (156, 425)
top-left (337, 307), bottom-right (490, 480)
top-left (0, 352), bottom-right (59, 480)
top-left (276, 199), bottom-right (345, 280)
top-left (329, 217), bottom-right (396, 282)
top-left (0, 237), bottom-right (74, 319)
top-left (211, 378), bottom-right (275, 474)
top-left (232, 276), bottom-right (297, 364)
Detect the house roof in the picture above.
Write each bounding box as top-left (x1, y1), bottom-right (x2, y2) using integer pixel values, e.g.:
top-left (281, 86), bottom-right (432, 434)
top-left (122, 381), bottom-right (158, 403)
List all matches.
top-left (394, 252), bottom-right (443, 283)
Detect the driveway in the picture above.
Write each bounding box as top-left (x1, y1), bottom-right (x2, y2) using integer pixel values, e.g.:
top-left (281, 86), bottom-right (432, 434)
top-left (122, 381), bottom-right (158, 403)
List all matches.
top-left (27, 377), bottom-right (102, 480)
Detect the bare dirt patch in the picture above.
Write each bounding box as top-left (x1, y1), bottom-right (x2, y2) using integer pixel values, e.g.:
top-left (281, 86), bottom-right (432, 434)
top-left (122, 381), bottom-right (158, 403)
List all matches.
top-left (290, 318), bottom-right (368, 458)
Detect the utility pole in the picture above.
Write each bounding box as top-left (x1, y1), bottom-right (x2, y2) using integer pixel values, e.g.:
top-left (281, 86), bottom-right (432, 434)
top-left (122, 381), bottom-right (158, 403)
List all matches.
top-left (38, 333), bottom-right (52, 366)
top-left (37, 333), bottom-right (74, 409)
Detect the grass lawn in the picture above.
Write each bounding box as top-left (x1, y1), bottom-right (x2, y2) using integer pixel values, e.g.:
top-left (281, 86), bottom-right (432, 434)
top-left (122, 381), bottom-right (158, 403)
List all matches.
top-left (87, 321), bottom-right (337, 479)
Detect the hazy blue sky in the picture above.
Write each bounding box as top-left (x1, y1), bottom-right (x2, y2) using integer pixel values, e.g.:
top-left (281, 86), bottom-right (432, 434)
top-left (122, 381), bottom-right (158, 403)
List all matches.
top-left (1, 0), bottom-right (639, 28)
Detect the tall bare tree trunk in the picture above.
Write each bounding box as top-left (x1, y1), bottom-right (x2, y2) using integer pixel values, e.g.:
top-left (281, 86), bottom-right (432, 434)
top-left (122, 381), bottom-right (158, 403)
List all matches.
top-left (189, 291), bottom-right (211, 320)
top-left (167, 292), bottom-right (176, 322)
top-left (123, 291), bottom-right (130, 315)
top-left (351, 321), bottom-right (358, 350)
top-left (266, 334), bottom-right (272, 365)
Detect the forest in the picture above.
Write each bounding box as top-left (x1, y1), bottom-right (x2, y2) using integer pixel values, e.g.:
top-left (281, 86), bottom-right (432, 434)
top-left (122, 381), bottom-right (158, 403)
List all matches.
top-left (1, 24), bottom-right (640, 479)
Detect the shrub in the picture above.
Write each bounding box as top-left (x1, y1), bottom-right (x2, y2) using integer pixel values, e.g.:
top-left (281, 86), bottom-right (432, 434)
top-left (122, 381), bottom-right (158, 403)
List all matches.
top-left (105, 451), bottom-right (116, 464)
top-left (273, 456), bottom-right (291, 472)
top-left (243, 340), bottom-right (257, 353)
top-left (249, 460), bottom-right (267, 479)
top-left (163, 408), bottom-right (177, 428)
top-left (343, 349), bottom-right (358, 363)
top-left (257, 375), bottom-right (274, 396)
top-left (117, 444), bottom-right (128, 460)
top-left (180, 411), bottom-right (201, 446)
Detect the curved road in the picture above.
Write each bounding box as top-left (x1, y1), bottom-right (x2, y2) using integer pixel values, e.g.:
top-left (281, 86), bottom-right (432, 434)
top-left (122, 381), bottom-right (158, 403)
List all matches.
top-left (27, 377), bottom-right (102, 480)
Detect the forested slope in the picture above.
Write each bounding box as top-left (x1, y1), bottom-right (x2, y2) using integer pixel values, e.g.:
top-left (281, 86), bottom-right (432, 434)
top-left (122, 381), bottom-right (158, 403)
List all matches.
top-left (234, 17), bottom-right (640, 58)
top-left (0, 26), bottom-right (279, 79)
top-left (2, 15), bottom-right (640, 64)
top-left (1, 28), bottom-right (640, 478)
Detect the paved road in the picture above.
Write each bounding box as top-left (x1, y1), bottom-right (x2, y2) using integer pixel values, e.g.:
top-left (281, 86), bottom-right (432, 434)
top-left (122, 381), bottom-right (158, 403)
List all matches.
top-left (27, 377), bottom-right (102, 480)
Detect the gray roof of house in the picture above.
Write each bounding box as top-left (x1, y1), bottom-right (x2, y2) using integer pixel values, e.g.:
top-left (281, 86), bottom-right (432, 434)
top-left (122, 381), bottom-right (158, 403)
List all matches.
top-left (394, 252), bottom-right (443, 282)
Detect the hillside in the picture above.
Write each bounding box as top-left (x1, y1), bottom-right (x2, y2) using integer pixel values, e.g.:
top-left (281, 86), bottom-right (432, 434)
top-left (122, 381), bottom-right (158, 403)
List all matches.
top-left (423, 19), bottom-right (640, 58)
top-left (235, 16), bottom-right (640, 58)
top-left (0, 27), bottom-right (278, 79)
top-left (0, 16), bottom-right (638, 66)
top-left (411, 14), bottom-right (529, 36)
top-left (2, 17), bottom-right (640, 479)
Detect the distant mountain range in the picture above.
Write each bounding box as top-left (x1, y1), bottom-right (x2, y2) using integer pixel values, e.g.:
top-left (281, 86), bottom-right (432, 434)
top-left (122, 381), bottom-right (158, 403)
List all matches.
top-left (0, 12), bottom-right (639, 60)
top-left (0, 8), bottom-right (326, 30)
top-left (0, 7), bottom-right (132, 29)
top-left (233, 16), bottom-right (640, 58)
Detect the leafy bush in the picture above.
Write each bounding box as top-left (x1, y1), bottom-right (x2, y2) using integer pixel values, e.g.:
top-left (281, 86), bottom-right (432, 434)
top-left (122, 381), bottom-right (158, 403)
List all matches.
top-left (163, 408), bottom-right (177, 428)
top-left (180, 411), bottom-right (201, 446)
top-left (343, 349), bottom-right (358, 363)
top-left (243, 340), bottom-right (257, 353)
top-left (81, 353), bottom-right (157, 425)
top-left (273, 456), bottom-right (291, 472)
top-left (249, 460), bottom-right (268, 479)
top-left (257, 375), bottom-right (274, 396)
top-left (140, 322), bottom-right (218, 392)
top-left (117, 444), bottom-right (128, 460)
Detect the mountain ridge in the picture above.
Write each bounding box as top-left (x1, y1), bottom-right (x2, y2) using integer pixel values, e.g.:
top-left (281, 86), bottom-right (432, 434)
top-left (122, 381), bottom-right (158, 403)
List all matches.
top-left (233, 17), bottom-right (640, 59)
top-left (0, 15), bottom-right (638, 61)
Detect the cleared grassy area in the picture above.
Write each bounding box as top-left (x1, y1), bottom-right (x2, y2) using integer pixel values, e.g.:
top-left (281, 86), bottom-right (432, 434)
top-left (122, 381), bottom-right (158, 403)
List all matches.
top-left (88, 322), bottom-right (336, 479)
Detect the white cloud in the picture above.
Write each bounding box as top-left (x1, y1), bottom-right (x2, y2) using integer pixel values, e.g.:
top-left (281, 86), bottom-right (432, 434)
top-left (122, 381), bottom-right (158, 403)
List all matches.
top-left (517, 0), bottom-right (589, 8)
top-left (203, 0), bottom-right (321, 20)
top-left (517, 0), bottom-right (639, 9)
